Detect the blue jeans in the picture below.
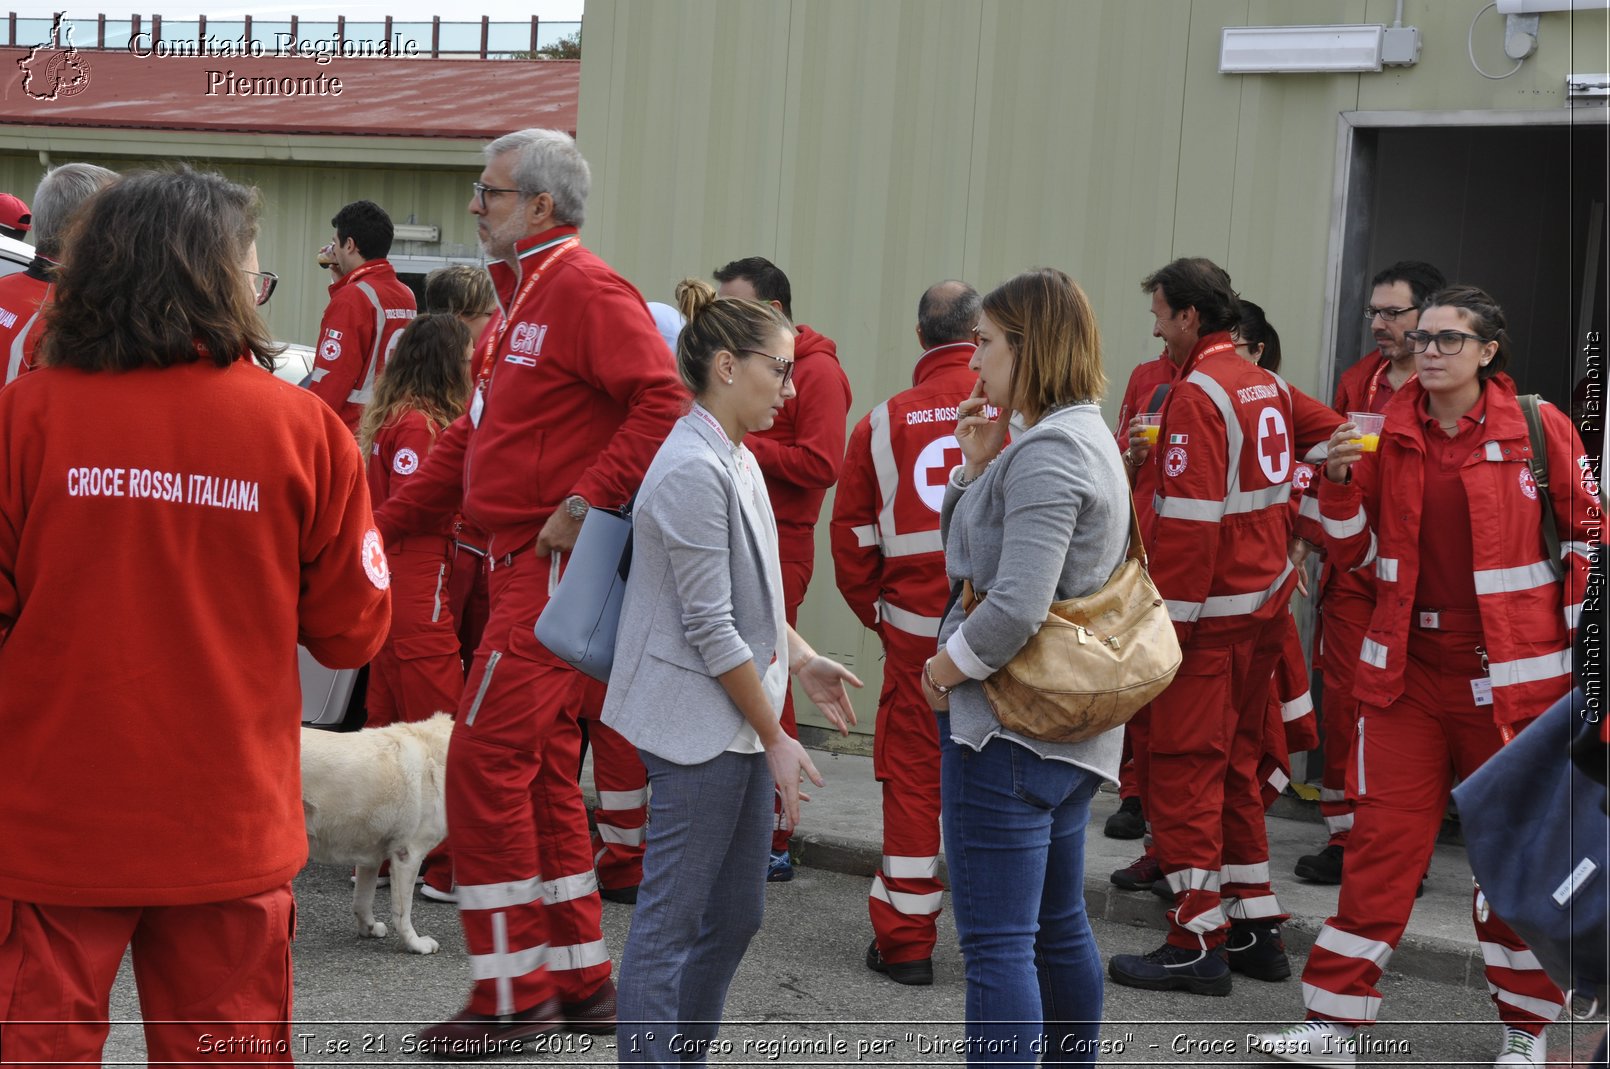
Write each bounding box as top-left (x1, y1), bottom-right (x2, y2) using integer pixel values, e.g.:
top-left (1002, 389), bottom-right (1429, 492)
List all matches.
top-left (940, 715), bottom-right (1105, 1066)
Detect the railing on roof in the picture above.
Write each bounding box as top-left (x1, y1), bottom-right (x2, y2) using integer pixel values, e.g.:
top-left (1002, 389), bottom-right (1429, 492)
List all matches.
top-left (5, 13), bottom-right (581, 59)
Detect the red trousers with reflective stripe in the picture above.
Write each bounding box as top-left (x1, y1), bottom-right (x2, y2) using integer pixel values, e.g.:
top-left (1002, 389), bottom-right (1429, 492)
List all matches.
top-left (1149, 614), bottom-right (1288, 950)
top-left (448, 542), bottom-right (491, 670)
top-left (868, 632), bottom-right (944, 964)
top-left (366, 546), bottom-right (464, 728)
top-left (1300, 632), bottom-right (1563, 1027)
top-left (1317, 593), bottom-right (1370, 845)
top-left (772, 556), bottom-right (814, 852)
top-left (576, 678), bottom-right (647, 891)
top-left (450, 549), bottom-right (610, 1016)
top-left (1259, 613), bottom-right (1319, 805)
top-left (0, 885), bottom-right (295, 1067)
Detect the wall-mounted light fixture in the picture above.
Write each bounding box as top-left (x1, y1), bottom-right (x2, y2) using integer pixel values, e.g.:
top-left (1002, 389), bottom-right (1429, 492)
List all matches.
top-left (1219, 24), bottom-right (1387, 74)
top-left (393, 224), bottom-right (440, 242)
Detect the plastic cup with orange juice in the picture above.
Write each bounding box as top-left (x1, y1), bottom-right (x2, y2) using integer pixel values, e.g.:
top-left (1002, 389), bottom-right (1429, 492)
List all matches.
top-left (1347, 411), bottom-right (1385, 452)
top-left (1138, 413), bottom-right (1162, 445)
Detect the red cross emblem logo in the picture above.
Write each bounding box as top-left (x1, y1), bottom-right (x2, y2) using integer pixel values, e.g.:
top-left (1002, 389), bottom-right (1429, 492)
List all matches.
top-left (361, 529), bottom-right (390, 590)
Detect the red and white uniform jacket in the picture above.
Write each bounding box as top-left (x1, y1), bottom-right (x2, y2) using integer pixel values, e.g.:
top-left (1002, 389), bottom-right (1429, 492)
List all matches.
top-left (831, 343), bottom-right (976, 641)
top-left (749, 324), bottom-right (853, 562)
top-left (1147, 332), bottom-right (1338, 646)
top-left (367, 409), bottom-right (455, 550)
top-left (0, 359), bottom-right (390, 905)
top-left (1115, 352), bottom-right (1175, 544)
top-left (1317, 378), bottom-right (1594, 727)
top-left (310, 259), bottom-right (417, 434)
top-left (0, 262), bottom-right (52, 384)
top-left (373, 227), bottom-right (685, 557)
top-left (1318, 349), bottom-right (1403, 614)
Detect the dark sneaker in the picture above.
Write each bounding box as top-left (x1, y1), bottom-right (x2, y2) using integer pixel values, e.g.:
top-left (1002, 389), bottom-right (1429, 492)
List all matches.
top-left (560, 978), bottom-right (617, 1034)
top-left (767, 849), bottom-right (795, 883)
top-left (414, 999), bottom-right (561, 1059)
top-left (1108, 942), bottom-right (1232, 996)
top-left (1294, 843), bottom-right (1344, 884)
top-left (599, 884), bottom-right (639, 905)
top-left (866, 939), bottom-right (934, 986)
top-left (1103, 796), bottom-right (1146, 840)
top-left (1223, 922), bottom-right (1292, 982)
top-left (1110, 852), bottom-right (1163, 891)
top-left (1151, 877), bottom-right (1173, 901)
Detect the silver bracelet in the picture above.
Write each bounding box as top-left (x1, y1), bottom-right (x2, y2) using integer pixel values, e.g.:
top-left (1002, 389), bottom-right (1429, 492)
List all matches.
top-left (953, 465), bottom-right (979, 488)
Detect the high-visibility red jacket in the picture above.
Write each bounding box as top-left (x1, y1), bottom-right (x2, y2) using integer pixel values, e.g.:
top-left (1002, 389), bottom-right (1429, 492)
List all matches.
top-left (1318, 349), bottom-right (1403, 617)
top-left (1317, 378), bottom-right (1593, 727)
top-left (748, 324), bottom-right (853, 562)
top-left (1147, 332), bottom-right (1339, 646)
top-left (0, 263), bottom-right (50, 384)
top-left (831, 342), bottom-right (975, 639)
top-left (1116, 352), bottom-right (1174, 543)
top-left (309, 259), bottom-right (417, 434)
top-left (367, 409), bottom-right (454, 551)
top-left (0, 359), bottom-right (390, 905)
top-left (372, 228), bottom-right (685, 556)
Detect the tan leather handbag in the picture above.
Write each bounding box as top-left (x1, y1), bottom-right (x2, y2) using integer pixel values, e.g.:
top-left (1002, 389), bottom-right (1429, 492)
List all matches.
top-left (962, 495), bottom-right (1180, 744)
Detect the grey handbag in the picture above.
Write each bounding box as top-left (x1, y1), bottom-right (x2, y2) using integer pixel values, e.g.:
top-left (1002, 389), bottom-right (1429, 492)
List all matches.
top-left (534, 503), bottom-right (633, 682)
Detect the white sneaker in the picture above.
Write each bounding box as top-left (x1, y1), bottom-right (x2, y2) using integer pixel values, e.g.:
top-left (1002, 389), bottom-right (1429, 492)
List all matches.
top-left (1494, 1027), bottom-right (1544, 1066)
top-left (419, 882), bottom-right (458, 904)
top-left (1251, 1020), bottom-right (1359, 1066)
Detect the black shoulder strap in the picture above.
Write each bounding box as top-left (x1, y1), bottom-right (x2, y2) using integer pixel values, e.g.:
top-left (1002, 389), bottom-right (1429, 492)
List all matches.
top-left (1519, 394), bottom-right (1563, 580)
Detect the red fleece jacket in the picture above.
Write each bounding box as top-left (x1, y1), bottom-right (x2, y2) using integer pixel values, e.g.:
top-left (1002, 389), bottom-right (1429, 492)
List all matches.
top-left (0, 359), bottom-right (390, 905)
top-left (747, 324), bottom-right (853, 561)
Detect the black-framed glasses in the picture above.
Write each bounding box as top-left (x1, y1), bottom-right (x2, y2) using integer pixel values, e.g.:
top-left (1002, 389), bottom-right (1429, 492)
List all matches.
top-left (472, 181), bottom-right (526, 210)
top-left (245, 269), bottom-right (278, 307)
top-left (1363, 305), bottom-right (1418, 322)
top-left (739, 348), bottom-right (795, 387)
top-left (1403, 329), bottom-right (1490, 356)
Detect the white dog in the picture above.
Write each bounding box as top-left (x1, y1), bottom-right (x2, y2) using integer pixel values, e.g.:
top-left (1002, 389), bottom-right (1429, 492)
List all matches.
top-left (301, 712), bottom-right (453, 954)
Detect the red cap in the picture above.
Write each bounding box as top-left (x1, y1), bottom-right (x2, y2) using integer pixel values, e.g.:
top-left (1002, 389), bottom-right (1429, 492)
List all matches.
top-left (0, 193), bottom-right (30, 233)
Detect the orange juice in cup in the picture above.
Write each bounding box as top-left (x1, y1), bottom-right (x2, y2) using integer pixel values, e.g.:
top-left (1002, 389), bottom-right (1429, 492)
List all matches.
top-left (1348, 412), bottom-right (1385, 452)
top-left (1138, 413), bottom-right (1161, 445)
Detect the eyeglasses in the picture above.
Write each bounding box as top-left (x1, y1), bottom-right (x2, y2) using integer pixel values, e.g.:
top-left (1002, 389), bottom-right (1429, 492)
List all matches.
top-left (471, 181), bottom-right (526, 210)
top-left (245, 269), bottom-right (278, 307)
top-left (738, 348), bottom-right (795, 387)
top-left (1403, 329), bottom-right (1491, 356)
top-left (1363, 305), bottom-right (1418, 322)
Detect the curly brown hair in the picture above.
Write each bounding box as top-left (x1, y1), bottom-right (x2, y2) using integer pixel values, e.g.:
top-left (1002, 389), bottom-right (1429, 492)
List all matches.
top-left (358, 314), bottom-right (474, 458)
top-left (39, 166), bottom-right (280, 372)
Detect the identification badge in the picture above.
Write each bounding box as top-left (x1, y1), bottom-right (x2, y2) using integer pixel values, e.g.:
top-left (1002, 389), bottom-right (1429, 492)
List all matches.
top-left (470, 388), bottom-right (485, 427)
top-left (1470, 677), bottom-right (1494, 706)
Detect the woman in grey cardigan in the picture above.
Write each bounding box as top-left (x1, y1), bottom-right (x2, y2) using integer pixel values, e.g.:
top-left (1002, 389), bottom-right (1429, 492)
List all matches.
top-left (920, 269), bottom-right (1130, 1065)
top-left (602, 279), bottom-right (861, 1067)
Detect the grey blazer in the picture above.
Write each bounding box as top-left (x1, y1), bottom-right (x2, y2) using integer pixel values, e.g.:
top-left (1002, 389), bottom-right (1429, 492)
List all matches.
top-left (601, 411), bottom-right (787, 765)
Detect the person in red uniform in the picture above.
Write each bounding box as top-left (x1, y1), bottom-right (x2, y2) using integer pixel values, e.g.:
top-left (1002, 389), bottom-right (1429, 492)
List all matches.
top-left (309, 199), bottom-right (418, 435)
top-left (831, 279), bottom-right (980, 985)
top-left (1108, 259), bottom-right (1337, 997)
top-left (0, 162), bottom-right (117, 384)
top-left (360, 313), bottom-right (474, 728)
top-left (373, 128), bottom-right (685, 1051)
top-left (0, 191), bottom-right (28, 240)
top-left (1255, 285), bottom-right (1589, 1067)
top-left (0, 167), bottom-right (390, 1064)
top-left (1297, 260), bottom-right (1447, 886)
top-left (714, 255), bottom-right (854, 880)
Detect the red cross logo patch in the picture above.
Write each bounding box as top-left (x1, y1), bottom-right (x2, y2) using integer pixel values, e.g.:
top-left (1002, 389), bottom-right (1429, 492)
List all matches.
top-left (361, 529), bottom-right (390, 590)
top-left (392, 448), bottom-right (419, 476)
top-left (1518, 466), bottom-right (1538, 501)
top-left (1164, 446), bottom-right (1188, 478)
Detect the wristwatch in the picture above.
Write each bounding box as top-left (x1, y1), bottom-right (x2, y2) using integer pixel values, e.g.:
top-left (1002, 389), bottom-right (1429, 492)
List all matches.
top-left (563, 494), bottom-right (590, 521)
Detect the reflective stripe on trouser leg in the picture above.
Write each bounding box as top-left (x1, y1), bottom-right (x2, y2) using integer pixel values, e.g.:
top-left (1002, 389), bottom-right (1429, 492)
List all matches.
top-left (1148, 643), bottom-right (1238, 949)
top-left (586, 716), bottom-right (648, 890)
top-left (1476, 900), bottom-right (1565, 1025)
top-left (534, 698), bottom-right (612, 1000)
top-left (869, 646), bottom-right (944, 962)
top-left (1318, 602), bottom-right (1367, 847)
top-left (1221, 617), bottom-right (1289, 926)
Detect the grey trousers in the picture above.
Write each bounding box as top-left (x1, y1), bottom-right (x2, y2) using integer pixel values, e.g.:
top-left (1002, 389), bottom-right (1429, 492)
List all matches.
top-left (616, 749), bottom-right (773, 1067)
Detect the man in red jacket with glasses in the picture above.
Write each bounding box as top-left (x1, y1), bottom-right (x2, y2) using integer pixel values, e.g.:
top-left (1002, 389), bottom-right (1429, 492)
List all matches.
top-left (374, 129), bottom-right (684, 1052)
top-left (715, 255), bottom-right (854, 882)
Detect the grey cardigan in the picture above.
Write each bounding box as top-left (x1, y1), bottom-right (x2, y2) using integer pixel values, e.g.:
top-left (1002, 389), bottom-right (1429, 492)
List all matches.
top-left (938, 403), bottom-right (1130, 780)
top-left (601, 411), bottom-right (786, 765)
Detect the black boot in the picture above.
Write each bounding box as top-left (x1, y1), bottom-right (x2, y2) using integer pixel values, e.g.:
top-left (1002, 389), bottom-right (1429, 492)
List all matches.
top-left (1294, 843), bottom-right (1344, 884)
top-left (1223, 921), bottom-right (1291, 982)
top-left (1103, 796), bottom-right (1146, 839)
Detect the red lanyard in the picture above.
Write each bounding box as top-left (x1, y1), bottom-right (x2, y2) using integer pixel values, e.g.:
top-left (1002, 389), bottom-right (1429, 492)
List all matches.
top-left (475, 237), bottom-right (580, 390)
top-left (1364, 359), bottom-right (1415, 414)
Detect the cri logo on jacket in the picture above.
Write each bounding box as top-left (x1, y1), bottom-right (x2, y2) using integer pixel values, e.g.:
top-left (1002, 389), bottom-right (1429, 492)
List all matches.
top-left (505, 322), bottom-right (548, 367)
top-left (319, 329), bottom-right (343, 362)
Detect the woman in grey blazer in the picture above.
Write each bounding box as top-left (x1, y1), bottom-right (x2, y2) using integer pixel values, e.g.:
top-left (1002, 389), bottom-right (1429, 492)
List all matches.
top-left (919, 269), bottom-right (1130, 1065)
top-left (602, 279), bottom-right (861, 1067)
